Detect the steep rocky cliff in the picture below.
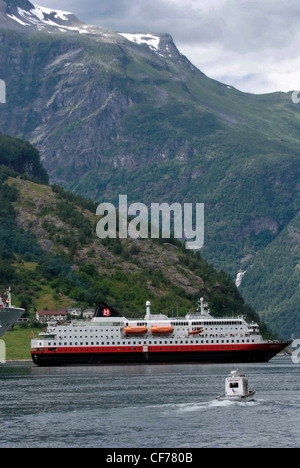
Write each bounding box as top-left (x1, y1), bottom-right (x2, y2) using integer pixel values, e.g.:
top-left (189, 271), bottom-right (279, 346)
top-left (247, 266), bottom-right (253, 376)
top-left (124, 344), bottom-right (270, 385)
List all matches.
top-left (0, 0), bottom-right (299, 338)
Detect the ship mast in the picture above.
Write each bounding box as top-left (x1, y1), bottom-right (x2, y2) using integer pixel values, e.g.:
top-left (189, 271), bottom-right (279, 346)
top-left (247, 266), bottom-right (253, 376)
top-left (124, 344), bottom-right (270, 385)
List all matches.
top-left (7, 287), bottom-right (12, 308)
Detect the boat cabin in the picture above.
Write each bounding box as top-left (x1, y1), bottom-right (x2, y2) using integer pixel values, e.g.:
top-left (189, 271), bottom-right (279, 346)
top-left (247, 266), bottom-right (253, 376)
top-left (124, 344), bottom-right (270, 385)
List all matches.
top-left (225, 370), bottom-right (249, 397)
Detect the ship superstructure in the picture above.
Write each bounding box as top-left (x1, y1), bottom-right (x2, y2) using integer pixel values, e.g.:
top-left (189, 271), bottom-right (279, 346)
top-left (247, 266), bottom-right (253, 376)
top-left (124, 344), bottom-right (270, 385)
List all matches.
top-left (0, 288), bottom-right (25, 338)
top-left (31, 299), bottom-right (290, 366)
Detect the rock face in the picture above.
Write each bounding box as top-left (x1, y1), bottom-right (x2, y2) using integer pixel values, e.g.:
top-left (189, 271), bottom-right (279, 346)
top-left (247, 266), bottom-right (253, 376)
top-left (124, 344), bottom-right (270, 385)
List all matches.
top-left (0, 1), bottom-right (300, 338)
top-left (0, 0), bottom-right (198, 189)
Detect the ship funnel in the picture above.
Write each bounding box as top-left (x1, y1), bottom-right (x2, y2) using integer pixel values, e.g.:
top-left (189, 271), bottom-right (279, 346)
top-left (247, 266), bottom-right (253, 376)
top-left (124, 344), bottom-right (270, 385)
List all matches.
top-left (146, 301), bottom-right (151, 319)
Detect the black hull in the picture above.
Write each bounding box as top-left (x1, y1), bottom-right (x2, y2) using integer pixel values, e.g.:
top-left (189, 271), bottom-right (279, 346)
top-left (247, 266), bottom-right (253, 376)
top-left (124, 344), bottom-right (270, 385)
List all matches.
top-left (31, 347), bottom-right (286, 367)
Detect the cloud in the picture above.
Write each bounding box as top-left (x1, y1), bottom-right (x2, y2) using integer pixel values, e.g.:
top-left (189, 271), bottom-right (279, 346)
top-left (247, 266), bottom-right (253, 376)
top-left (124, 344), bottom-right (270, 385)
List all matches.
top-left (34, 0), bottom-right (300, 94)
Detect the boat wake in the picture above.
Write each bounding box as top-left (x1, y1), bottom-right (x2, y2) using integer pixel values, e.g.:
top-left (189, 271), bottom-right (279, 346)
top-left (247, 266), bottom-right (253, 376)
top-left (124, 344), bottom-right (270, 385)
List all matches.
top-left (175, 398), bottom-right (261, 413)
top-left (125, 398), bottom-right (263, 416)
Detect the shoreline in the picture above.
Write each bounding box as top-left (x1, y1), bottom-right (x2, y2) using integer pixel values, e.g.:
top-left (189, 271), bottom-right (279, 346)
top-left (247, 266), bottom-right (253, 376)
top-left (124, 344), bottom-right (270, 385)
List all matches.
top-left (2, 360), bottom-right (32, 363)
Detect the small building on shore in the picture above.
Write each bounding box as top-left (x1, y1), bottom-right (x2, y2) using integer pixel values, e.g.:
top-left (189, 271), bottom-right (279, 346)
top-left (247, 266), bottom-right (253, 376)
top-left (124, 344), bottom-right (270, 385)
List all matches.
top-left (83, 309), bottom-right (94, 319)
top-left (36, 310), bottom-right (67, 323)
top-left (67, 307), bottom-right (82, 317)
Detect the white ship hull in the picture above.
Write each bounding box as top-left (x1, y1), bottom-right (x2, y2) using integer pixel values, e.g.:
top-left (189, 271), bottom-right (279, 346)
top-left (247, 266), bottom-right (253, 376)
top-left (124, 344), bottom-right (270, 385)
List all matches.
top-left (0, 307), bottom-right (24, 338)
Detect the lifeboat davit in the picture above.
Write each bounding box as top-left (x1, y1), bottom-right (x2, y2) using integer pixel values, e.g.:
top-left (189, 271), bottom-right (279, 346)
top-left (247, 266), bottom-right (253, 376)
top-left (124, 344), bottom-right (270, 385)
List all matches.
top-left (188, 329), bottom-right (204, 335)
top-left (124, 326), bottom-right (148, 335)
top-left (151, 326), bottom-right (174, 335)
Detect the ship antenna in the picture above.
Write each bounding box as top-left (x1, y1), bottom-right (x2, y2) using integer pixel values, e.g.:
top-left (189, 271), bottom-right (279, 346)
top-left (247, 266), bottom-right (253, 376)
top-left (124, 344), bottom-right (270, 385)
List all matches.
top-left (201, 297), bottom-right (205, 314)
top-left (7, 287), bottom-right (12, 308)
top-left (197, 297), bottom-right (206, 316)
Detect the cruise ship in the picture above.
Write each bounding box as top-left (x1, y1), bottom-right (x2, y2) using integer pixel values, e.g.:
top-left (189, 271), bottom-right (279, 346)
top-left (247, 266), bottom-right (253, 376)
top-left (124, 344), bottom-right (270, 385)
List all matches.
top-left (0, 289), bottom-right (25, 338)
top-left (31, 299), bottom-right (291, 366)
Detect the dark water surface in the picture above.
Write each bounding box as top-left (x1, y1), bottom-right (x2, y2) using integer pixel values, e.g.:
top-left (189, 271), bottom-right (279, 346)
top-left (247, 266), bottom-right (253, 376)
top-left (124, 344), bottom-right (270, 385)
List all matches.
top-left (0, 356), bottom-right (299, 448)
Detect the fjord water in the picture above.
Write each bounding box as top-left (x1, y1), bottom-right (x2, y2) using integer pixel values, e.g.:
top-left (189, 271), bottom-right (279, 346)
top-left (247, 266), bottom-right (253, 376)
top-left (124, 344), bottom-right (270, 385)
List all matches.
top-left (0, 356), bottom-right (299, 448)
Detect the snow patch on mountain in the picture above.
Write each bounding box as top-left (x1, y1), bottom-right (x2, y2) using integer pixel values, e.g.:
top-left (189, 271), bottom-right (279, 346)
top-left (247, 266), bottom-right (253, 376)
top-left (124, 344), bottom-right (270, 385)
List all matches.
top-left (34, 5), bottom-right (72, 21)
top-left (6, 4), bottom-right (89, 34)
top-left (7, 13), bottom-right (28, 26)
top-left (3, 2), bottom-right (178, 53)
top-left (118, 33), bottom-right (160, 51)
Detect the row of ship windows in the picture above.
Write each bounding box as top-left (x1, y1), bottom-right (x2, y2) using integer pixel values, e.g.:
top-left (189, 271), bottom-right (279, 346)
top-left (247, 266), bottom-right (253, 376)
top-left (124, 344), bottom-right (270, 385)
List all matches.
top-left (175, 321), bottom-right (244, 326)
top-left (56, 333), bottom-right (250, 339)
top-left (39, 346), bottom-right (253, 354)
top-left (56, 327), bottom-right (246, 336)
top-left (57, 329), bottom-right (117, 333)
top-left (58, 324), bottom-right (246, 332)
top-left (41, 339), bottom-right (256, 346)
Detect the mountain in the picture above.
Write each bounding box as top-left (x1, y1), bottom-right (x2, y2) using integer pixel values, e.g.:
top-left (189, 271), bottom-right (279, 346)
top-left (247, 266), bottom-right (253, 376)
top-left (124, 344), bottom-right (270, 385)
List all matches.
top-left (0, 131), bottom-right (268, 341)
top-left (0, 0), bottom-right (299, 338)
top-left (0, 0), bottom-right (90, 33)
top-left (239, 213), bottom-right (300, 339)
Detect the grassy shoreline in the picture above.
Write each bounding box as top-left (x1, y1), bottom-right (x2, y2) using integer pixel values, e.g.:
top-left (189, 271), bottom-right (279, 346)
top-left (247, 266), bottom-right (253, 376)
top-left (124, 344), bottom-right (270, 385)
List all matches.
top-left (2, 326), bottom-right (41, 361)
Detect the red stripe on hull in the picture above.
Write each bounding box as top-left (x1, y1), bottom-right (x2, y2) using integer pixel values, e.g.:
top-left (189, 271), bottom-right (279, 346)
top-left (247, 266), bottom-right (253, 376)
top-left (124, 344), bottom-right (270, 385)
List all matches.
top-left (31, 341), bottom-right (290, 366)
top-left (31, 342), bottom-right (287, 354)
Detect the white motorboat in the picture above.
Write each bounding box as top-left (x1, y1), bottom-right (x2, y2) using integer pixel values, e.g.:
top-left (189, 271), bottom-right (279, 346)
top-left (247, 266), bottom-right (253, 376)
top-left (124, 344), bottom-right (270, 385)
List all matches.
top-left (216, 370), bottom-right (255, 402)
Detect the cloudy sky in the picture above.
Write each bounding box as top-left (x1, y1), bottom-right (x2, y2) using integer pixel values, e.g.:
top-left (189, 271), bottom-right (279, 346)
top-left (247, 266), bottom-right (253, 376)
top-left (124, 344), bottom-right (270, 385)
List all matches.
top-left (36, 0), bottom-right (300, 94)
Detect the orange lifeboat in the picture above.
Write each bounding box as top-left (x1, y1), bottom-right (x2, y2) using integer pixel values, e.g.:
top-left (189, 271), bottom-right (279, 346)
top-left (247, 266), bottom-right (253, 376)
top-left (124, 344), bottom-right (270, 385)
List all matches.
top-left (151, 326), bottom-right (174, 335)
top-left (125, 326), bottom-right (148, 335)
top-left (188, 329), bottom-right (204, 335)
